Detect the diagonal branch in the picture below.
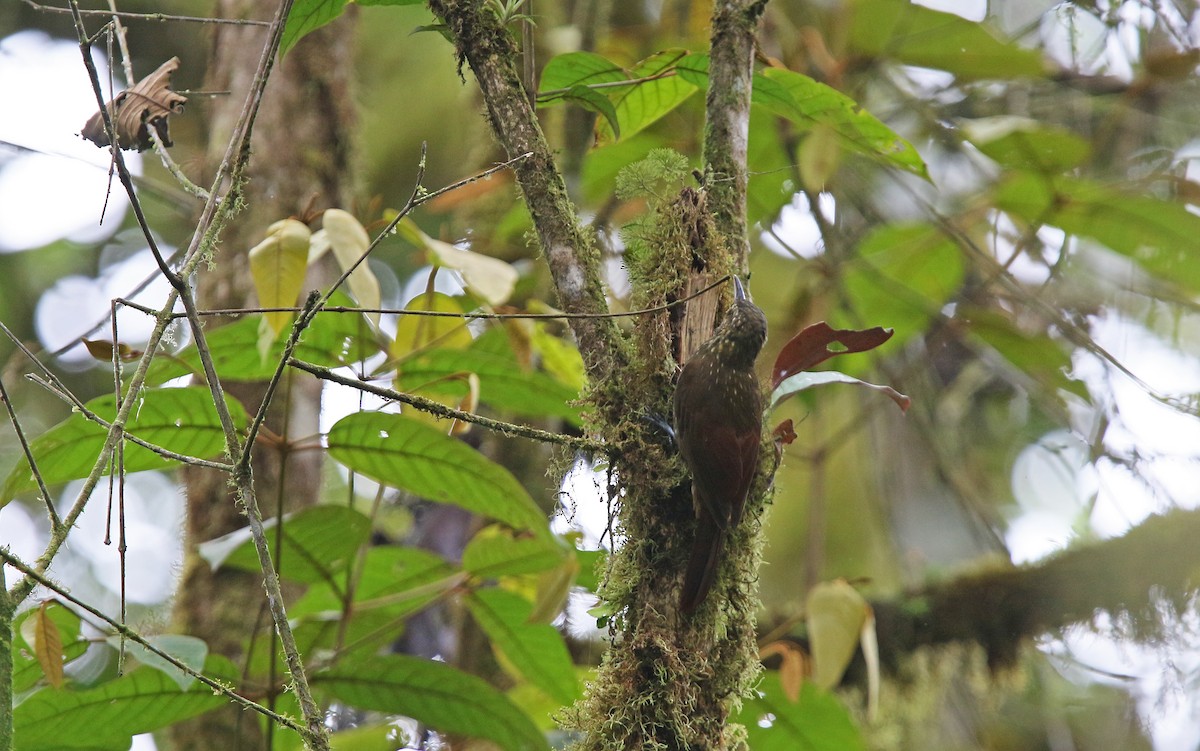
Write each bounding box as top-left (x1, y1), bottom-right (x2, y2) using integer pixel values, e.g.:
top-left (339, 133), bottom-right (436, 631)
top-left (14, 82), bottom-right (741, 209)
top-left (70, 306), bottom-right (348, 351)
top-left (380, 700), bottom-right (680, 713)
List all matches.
top-left (0, 551), bottom-right (305, 733)
top-left (289, 358), bottom-right (605, 452)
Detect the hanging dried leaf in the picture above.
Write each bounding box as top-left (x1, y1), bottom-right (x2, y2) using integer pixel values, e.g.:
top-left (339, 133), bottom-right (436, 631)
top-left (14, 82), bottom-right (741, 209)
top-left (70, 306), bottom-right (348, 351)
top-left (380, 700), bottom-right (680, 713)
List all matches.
top-left (81, 57), bottom-right (187, 152)
top-left (33, 602), bottom-right (65, 689)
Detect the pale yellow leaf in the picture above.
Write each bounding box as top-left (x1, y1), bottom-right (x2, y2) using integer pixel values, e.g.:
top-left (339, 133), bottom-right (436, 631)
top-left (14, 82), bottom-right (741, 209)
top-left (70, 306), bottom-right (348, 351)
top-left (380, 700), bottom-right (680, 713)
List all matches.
top-left (248, 218), bottom-right (311, 337)
top-left (806, 578), bottom-right (869, 690)
top-left (398, 217), bottom-right (517, 305)
top-left (390, 291), bottom-right (473, 360)
top-left (322, 209), bottom-right (381, 326)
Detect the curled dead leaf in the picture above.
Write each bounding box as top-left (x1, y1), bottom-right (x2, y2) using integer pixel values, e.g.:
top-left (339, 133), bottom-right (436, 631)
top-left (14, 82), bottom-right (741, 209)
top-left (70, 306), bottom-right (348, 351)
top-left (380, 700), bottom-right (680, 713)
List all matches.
top-left (759, 640), bottom-right (809, 703)
top-left (81, 338), bottom-right (142, 362)
top-left (81, 58), bottom-right (187, 152)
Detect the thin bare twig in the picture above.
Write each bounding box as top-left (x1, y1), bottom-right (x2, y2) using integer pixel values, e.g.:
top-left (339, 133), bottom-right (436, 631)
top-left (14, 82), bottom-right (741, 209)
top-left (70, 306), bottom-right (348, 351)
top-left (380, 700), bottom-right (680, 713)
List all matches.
top-left (118, 274), bottom-right (734, 321)
top-left (289, 358), bottom-right (606, 452)
top-left (22, 0), bottom-right (273, 25)
top-left (0, 376), bottom-right (60, 531)
top-left (22, 374), bottom-right (236, 472)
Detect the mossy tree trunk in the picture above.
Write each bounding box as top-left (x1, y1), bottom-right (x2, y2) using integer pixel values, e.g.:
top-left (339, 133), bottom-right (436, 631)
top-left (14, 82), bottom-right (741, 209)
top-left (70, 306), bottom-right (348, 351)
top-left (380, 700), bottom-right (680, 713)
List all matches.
top-left (427, 1), bottom-right (768, 748)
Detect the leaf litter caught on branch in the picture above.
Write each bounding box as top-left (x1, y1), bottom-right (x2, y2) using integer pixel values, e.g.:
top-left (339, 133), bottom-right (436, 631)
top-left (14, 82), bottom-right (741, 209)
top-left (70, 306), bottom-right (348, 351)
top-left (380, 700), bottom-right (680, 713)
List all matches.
top-left (81, 58), bottom-right (187, 152)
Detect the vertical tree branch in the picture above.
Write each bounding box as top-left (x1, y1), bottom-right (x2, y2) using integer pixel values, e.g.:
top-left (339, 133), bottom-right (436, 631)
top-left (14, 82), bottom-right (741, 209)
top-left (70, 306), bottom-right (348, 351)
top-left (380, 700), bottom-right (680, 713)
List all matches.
top-left (0, 565), bottom-right (12, 751)
top-left (703, 0), bottom-right (766, 270)
top-left (426, 0), bottom-right (626, 380)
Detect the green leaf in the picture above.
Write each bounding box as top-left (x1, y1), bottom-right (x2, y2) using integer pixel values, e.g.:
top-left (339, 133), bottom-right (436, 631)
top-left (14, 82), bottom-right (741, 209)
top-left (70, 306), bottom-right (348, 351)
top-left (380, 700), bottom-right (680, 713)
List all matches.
top-left (316, 654), bottom-right (549, 751)
top-left (466, 588), bottom-right (580, 705)
top-left (390, 291), bottom-right (473, 360)
top-left (565, 84), bottom-right (621, 139)
top-left (536, 53), bottom-right (627, 138)
top-left (839, 223), bottom-right (964, 345)
top-left (539, 51), bottom-right (626, 96)
top-left (280, 0), bottom-right (348, 57)
top-left (676, 52), bottom-right (926, 178)
top-left (753, 66), bottom-right (927, 178)
top-left (597, 50), bottom-right (698, 144)
top-left (965, 117), bottom-right (1091, 173)
top-left (146, 303), bottom-right (379, 385)
top-left (962, 307), bottom-right (1089, 401)
top-left (1, 387), bottom-right (247, 503)
top-left (108, 635), bottom-right (208, 692)
top-left (395, 348), bottom-right (582, 424)
top-left (288, 547), bottom-right (460, 665)
top-left (463, 526), bottom-right (569, 578)
top-left (746, 108), bottom-right (796, 224)
top-left (530, 323), bottom-right (586, 393)
top-left (994, 172), bottom-right (1200, 294)
top-left (198, 505), bottom-right (373, 585)
top-left (735, 676), bottom-right (865, 751)
top-left (327, 412), bottom-right (549, 534)
top-left (847, 0), bottom-right (1044, 80)
top-left (12, 656), bottom-right (235, 750)
top-left (283, 722), bottom-right (409, 751)
top-left (291, 546), bottom-right (455, 619)
top-left (573, 548), bottom-right (607, 593)
top-left (580, 133), bottom-right (666, 204)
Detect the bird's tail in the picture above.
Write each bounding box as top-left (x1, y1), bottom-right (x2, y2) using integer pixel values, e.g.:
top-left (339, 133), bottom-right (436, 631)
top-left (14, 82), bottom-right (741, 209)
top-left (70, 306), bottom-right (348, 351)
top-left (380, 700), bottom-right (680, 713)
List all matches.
top-left (680, 514), bottom-right (725, 614)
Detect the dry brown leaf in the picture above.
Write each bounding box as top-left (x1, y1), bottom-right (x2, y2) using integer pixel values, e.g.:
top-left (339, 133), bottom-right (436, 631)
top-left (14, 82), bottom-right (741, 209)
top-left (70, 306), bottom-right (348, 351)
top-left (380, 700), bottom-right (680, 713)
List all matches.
top-left (33, 602), bottom-right (65, 689)
top-left (81, 58), bottom-right (187, 152)
top-left (81, 338), bottom-right (142, 362)
top-left (759, 640), bottom-right (809, 702)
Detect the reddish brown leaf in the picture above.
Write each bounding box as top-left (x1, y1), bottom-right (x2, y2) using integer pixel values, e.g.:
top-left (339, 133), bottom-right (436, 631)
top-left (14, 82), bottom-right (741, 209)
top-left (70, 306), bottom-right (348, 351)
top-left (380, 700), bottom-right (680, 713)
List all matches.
top-left (81, 58), bottom-right (187, 152)
top-left (771, 322), bottom-right (894, 388)
top-left (772, 418), bottom-right (797, 446)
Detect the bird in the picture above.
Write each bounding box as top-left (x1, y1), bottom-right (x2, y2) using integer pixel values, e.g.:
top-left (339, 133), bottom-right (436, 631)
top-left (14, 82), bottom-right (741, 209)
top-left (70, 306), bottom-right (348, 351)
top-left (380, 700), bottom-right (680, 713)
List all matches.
top-left (672, 276), bottom-right (767, 614)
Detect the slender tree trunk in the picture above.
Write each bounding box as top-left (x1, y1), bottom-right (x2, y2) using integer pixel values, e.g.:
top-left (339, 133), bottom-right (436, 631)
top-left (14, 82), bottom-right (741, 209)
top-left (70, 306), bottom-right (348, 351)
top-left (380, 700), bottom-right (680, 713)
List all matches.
top-left (167, 5), bottom-right (357, 749)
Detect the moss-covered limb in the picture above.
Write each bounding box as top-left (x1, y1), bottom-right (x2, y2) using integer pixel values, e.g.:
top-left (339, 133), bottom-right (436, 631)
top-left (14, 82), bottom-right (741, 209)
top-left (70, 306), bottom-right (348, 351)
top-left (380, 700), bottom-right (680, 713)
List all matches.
top-left (863, 507), bottom-right (1200, 672)
top-left (426, 0), bottom-right (625, 382)
top-left (703, 0), bottom-right (766, 269)
top-left (560, 189), bottom-right (765, 751)
top-left (0, 572), bottom-right (12, 751)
